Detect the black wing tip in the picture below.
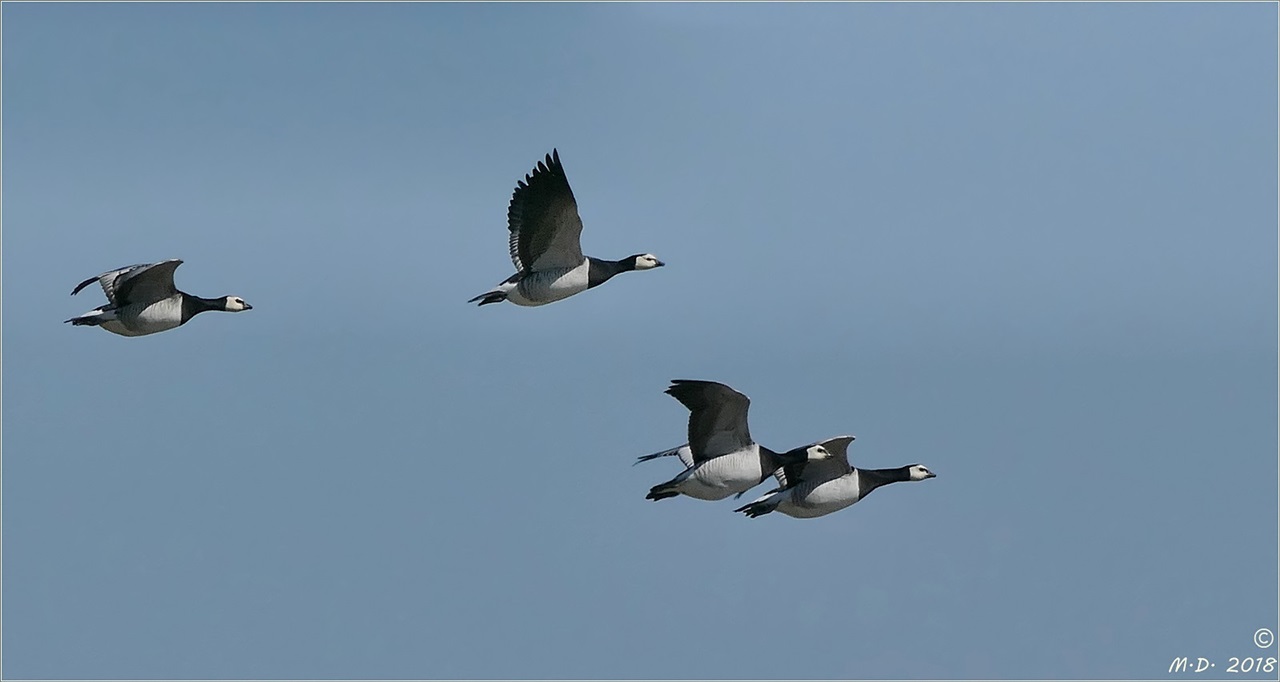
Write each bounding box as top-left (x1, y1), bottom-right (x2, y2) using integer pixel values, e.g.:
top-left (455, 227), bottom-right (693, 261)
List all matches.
top-left (664, 378), bottom-right (706, 396)
top-left (70, 277), bottom-right (98, 296)
top-left (665, 378), bottom-right (731, 393)
top-left (539, 149), bottom-right (562, 173)
top-left (512, 149), bottom-right (565, 197)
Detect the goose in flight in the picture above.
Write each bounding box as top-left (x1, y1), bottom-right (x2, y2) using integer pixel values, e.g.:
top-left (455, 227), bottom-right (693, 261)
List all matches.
top-left (65, 259), bottom-right (252, 337)
top-left (642, 380), bottom-right (811, 502)
top-left (469, 149), bottom-right (663, 307)
top-left (734, 435), bottom-right (936, 519)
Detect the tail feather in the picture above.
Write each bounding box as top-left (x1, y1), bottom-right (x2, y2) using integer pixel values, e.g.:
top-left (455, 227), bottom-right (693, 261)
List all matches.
top-left (467, 290), bottom-right (508, 306)
top-left (469, 276), bottom-right (519, 306)
top-left (65, 309), bottom-right (110, 326)
top-left (646, 480), bottom-right (681, 501)
top-left (734, 492), bottom-right (781, 518)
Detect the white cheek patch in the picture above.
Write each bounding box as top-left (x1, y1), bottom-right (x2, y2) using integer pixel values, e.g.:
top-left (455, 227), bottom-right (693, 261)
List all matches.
top-left (635, 255), bottom-right (661, 270)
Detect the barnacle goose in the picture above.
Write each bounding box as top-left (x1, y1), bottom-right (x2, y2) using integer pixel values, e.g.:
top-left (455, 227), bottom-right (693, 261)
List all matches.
top-left (640, 380), bottom-right (812, 502)
top-left (469, 149), bottom-right (663, 307)
top-left (734, 435), bottom-right (936, 519)
top-left (65, 259), bottom-right (252, 337)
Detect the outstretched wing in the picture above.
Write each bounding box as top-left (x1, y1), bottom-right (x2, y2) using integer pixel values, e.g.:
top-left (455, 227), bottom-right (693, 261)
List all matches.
top-left (71, 260), bottom-right (180, 305)
top-left (664, 380), bottom-right (754, 464)
top-left (773, 435), bottom-right (856, 489)
top-left (507, 149), bottom-right (585, 273)
top-left (113, 259), bottom-right (183, 304)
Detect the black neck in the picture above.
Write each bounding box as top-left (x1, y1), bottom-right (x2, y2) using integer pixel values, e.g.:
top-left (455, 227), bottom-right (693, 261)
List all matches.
top-left (759, 445), bottom-right (786, 468)
top-left (858, 466), bottom-right (913, 496)
top-left (181, 294), bottom-right (224, 322)
top-left (587, 257), bottom-right (634, 288)
top-left (765, 445), bottom-right (811, 489)
top-left (766, 445), bottom-right (808, 467)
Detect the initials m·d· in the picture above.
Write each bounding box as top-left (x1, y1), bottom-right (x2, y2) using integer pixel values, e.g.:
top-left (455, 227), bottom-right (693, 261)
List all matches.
top-left (1168, 657), bottom-right (1212, 673)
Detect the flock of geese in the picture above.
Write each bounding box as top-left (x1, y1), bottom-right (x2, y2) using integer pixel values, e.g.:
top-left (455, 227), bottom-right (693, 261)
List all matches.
top-left (65, 149), bottom-right (936, 520)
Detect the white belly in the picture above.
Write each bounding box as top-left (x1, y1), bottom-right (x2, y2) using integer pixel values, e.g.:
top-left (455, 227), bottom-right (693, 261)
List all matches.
top-left (101, 319), bottom-right (155, 337)
top-left (508, 262), bottom-right (589, 306)
top-left (108, 299), bottom-right (184, 336)
top-left (776, 474), bottom-right (861, 518)
top-left (676, 450), bottom-right (765, 501)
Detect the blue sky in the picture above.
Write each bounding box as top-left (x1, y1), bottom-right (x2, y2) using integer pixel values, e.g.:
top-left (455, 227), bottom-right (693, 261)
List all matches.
top-left (2, 2), bottom-right (1276, 680)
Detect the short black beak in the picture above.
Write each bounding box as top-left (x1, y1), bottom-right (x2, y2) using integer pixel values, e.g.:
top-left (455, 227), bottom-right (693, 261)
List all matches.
top-left (243, 303), bottom-right (254, 310)
top-left (926, 472), bottom-right (937, 479)
top-left (655, 260), bottom-right (666, 267)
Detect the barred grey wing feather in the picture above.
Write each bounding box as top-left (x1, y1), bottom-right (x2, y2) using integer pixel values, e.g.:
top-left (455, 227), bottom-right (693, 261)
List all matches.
top-left (71, 263), bottom-right (153, 304)
top-left (633, 445), bottom-right (696, 468)
top-left (772, 463), bottom-right (795, 490)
